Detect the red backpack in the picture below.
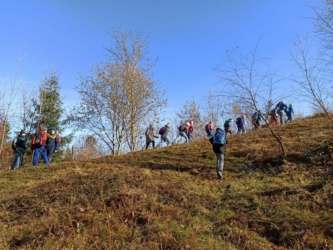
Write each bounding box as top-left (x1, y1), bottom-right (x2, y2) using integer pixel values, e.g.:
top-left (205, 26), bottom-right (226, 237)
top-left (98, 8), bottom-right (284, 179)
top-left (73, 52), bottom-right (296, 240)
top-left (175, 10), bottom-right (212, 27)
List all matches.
top-left (31, 130), bottom-right (47, 146)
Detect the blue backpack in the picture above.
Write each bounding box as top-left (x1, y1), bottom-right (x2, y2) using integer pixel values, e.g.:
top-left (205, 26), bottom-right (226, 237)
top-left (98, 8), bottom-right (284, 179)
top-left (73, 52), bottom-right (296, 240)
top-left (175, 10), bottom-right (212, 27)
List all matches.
top-left (213, 128), bottom-right (226, 145)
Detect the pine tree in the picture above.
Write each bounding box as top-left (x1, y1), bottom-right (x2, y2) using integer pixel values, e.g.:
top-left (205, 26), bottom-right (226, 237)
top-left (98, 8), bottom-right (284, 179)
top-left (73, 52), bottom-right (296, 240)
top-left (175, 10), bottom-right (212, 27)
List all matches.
top-left (27, 71), bottom-right (72, 162)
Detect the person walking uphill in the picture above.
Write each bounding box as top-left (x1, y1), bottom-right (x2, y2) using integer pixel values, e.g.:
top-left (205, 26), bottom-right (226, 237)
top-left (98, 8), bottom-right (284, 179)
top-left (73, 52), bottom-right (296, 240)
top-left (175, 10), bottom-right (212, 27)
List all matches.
top-left (10, 130), bottom-right (27, 170)
top-left (209, 128), bottom-right (228, 180)
top-left (188, 120), bottom-right (194, 141)
top-left (46, 126), bottom-right (60, 163)
top-left (205, 122), bottom-right (214, 137)
top-left (285, 103), bottom-right (294, 123)
top-left (31, 127), bottom-right (49, 166)
top-left (145, 124), bottom-right (159, 149)
top-left (159, 123), bottom-right (172, 146)
top-left (174, 122), bottom-right (189, 144)
top-left (224, 118), bottom-right (233, 135)
top-left (236, 114), bottom-right (246, 134)
top-left (276, 100), bottom-right (288, 125)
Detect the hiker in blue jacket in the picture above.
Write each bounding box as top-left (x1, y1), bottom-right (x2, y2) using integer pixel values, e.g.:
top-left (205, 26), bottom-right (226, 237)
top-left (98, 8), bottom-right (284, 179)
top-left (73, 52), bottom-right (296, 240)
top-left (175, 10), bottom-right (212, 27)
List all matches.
top-left (252, 110), bottom-right (263, 130)
top-left (236, 114), bottom-right (246, 134)
top-left (285, 103), bottom-right (295, 123)
top-left (46, 126), bottom-right (60, 163)
top-left (209, 128), bottom-right (228, 180)
top-left (276, 100), bottom-right (288, 125)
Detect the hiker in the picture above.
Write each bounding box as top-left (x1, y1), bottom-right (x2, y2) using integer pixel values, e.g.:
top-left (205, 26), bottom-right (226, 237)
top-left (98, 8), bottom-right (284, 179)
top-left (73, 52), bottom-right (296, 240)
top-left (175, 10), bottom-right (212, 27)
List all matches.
top-left (209, 128), bottom-right (228, 180)
top-left (252, 111), bottom-right (263, 130)
top-left (276, 100), bottom-right (288, 125)
top-left (236, 114), bottom-right (246, 134)
top-left (46, 126), bottom-right (60, 163)
top-left (32, 127), bottom-right (49, 166)
top-left (145, 124), bottom-right (159, 149)
top-left (188, 120), bottom-right (194, 141)
top-left (174, 122), bottom-right (189, 144)
top-left (224, 118), bottom-right (233, 135)
top-left (269, 108), bottom-right (278, 126)
top-left (10, 130), bottom-right (27, 170)
top-left (205, 122), bottom-right (214, 137)
top-left (285, 103), bottom-right (294, 123)
top-left (159, 123), bottom-right (172, 146)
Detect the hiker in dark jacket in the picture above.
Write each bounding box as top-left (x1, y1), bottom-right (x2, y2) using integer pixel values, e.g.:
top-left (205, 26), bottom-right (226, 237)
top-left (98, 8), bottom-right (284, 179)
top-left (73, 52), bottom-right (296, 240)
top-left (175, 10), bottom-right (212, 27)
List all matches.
top-left (209, 128), bottom-right (228, 180)
top-left (252, 111), bottom-right (263, 130)
top-left (236, 114), bottom-right (246, 134)
top-left (46, 126), bottom-right (60, 163)
top-left (174, 122), bottom-right (189, 144)
top-left (145, 124), bottom-right (159, 149)
top-left (159, 123), bottom-right (172, 146)
top-left (10, 130), bottom-right (27, 170)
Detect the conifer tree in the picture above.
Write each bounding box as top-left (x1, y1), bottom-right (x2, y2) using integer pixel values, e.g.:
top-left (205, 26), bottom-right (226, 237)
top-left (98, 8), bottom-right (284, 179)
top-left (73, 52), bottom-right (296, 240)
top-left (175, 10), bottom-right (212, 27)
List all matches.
top-left (27, 71), bottom-right (71, 162)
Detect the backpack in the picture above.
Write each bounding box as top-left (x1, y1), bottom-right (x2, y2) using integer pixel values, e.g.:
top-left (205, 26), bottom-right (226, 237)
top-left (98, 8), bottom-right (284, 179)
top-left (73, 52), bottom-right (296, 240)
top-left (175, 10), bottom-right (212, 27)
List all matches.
top-left (213, 129), bottom-right (226, 145)
top-left (224, 120), bottom-right (231, 127)
top-left (205, 124), bottom-right (209, 131)
top-left (236, 117), bottom-right (241, 125)
top-left (178, 124), bottom-right (186, 131)
top-left (57, 135), bottom-right (62, 143)
top-left (11, 138), bottom-right (17, 150)
top-left (159, 126), bottom-right (166, 135)
top-left (31, 130), bottom-right (47, 146)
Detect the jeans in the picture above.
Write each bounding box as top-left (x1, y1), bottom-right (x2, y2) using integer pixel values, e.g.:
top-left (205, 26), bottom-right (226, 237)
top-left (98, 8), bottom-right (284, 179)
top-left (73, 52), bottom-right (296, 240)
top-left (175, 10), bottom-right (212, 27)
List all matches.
top-left (47, 147), bottom-right (55, 163)
top-left (277, 110), bottom-right (284, 125)
top-left (174, 131), bottom-right (188, 144)
top-left (11, 152), bottom-right (23, 170)
top-left (215, 153), bottom-right (224, 179)
top-left (146, 141), bottom-right (155, 149)
top-left (161, 135), bottom-right (170, 146)
top-left (206, 130), bottom-right (213, 137)
top-left (188, 132), bottom-right (192, 141)
top-left (237, 125), bottom-right (245, 134)
top-left (33, 146), bottom-right (49, 166)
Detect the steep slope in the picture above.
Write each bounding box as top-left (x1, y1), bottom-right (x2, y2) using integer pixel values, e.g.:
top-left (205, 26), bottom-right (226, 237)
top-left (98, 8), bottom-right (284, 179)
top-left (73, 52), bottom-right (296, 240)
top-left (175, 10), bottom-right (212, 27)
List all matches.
top-left (0, 114), bottom-right (332, 249)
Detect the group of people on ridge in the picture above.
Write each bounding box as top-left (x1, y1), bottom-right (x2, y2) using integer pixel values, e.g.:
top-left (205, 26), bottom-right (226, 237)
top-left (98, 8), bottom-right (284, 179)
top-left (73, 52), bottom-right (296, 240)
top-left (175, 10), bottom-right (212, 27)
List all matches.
top-left (144, 120), bottom-right (195, 149)
top-left (10, 126), bottom-right (61, 170)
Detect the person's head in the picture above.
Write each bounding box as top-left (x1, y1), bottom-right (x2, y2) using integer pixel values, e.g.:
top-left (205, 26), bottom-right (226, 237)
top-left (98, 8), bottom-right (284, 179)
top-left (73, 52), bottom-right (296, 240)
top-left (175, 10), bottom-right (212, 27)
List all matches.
top-left (289, 103), bottom-right (293, 106)
top-left (20, 130), bottom-right (26, 136)
top-left (186, 122), bottom-right (190, 126)
top-left (149, 124), bottom-right (153, 129)
top-left (241, 114), bottom-right (246, 118)
top-left (229, 118), bottom-right (233, 121)
top-left (51, 126), bottom-right (57, 134)
top-left (166, 123), bottom-right (171, 128)
top-left (282, 100), bottom-right (285, 103)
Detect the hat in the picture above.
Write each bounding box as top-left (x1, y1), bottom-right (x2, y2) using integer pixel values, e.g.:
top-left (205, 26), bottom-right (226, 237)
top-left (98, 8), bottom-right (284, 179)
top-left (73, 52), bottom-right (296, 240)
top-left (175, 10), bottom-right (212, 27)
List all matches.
top-left (229, 118), bottom-right (233, 121)
top-left (282, 100), bottom-right (285, 103)
top-left (20, 130), bottom-right (26, 134)
top-left (289, 103), bottom-right (293, 106)
top-left (42, 127), bottom-right (47, 131)
top-left (166, 123), bottom-right (171, 127)
top-left (186, 122), bottom-right (190, 126)
top-left (51, 126), bottom-right (57, 132)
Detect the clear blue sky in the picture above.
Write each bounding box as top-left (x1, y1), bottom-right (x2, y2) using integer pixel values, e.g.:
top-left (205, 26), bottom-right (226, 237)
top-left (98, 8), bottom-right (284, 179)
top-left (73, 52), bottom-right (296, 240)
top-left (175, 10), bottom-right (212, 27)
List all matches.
top-left (0, 0), bottom-right (315, 117)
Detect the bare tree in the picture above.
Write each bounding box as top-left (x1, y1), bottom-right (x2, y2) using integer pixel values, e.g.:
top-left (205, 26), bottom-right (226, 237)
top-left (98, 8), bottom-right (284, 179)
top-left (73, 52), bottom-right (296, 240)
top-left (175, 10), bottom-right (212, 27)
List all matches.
top-left (215, 41), bottom-right (287, 157)
top-left (72, 28), bottom-right (167, 154)
top-left (0, 59), bottom-right (23, 154)
top-left (289, 34), bottom-right (333, 122)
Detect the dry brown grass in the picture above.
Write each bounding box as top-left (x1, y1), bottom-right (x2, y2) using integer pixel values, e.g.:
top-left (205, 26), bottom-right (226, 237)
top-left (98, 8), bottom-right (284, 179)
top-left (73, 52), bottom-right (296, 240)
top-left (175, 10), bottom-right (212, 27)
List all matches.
top-left (0, 115), bottom-right (333, 249)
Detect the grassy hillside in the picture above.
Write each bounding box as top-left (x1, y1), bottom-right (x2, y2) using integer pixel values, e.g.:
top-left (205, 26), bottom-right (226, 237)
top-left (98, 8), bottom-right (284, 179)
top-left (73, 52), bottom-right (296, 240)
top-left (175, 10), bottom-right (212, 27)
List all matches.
top-left (1, 114), bottom-right (333, 249)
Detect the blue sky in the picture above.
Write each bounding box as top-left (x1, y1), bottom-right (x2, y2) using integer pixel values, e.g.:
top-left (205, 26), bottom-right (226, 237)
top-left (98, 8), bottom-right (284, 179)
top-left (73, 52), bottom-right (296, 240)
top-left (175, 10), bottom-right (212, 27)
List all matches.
top-left (0, 0), bottom-right (315, 118)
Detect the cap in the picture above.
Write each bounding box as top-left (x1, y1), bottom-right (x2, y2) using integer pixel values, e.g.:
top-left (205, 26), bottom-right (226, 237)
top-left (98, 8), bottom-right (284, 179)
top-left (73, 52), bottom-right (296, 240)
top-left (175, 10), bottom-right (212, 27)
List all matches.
top-left (51, 126), bottom-right (57, 132)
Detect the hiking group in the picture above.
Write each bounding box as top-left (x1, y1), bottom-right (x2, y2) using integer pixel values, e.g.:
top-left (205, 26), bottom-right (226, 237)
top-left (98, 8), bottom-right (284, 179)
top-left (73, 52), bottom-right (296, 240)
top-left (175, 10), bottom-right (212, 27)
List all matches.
top-left (10, 126), bottom-right (61, 170)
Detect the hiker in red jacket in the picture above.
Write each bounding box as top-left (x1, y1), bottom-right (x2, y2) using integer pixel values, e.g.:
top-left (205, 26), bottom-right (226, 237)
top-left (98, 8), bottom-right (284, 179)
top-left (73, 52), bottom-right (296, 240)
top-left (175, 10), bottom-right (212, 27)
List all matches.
top-left (205, 122), bottom-right (214, 137)
top-left (188, 120), bottom-right (194, 141)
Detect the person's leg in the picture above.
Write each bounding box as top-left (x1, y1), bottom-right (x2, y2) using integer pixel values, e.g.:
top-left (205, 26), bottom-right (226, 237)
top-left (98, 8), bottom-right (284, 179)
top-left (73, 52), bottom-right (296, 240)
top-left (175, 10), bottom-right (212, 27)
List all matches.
top-left (165, 136), bottom-right (170, 146)
top-left (41, 147), bottom-right (49, 164)
top-left (145, 141), bottom-right (150, 150)
top-left (33, 148), bottom-right (40, 166)
top-left (10, 152), bottom-right (19, 170)
top-left (47, 149), bottom-right (54, 163)
top-left (152, 141), bottom-right (155, 148)
top-left (181, 132), bottom-right (188, 143)
top-left (215, 153), bottom-right (224, 179)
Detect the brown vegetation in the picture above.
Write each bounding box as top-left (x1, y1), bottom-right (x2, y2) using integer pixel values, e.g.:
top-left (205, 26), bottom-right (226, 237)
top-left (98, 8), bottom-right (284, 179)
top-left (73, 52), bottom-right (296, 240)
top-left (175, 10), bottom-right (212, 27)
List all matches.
top-left (0, 114), bottom-right (332, 249)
